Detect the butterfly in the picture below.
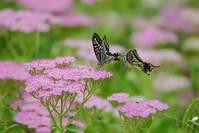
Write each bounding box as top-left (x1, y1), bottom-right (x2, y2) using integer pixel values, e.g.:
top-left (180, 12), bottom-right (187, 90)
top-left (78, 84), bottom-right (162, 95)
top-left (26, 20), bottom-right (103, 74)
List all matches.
top-left (92, 33), bottom-right (120, 65)
top-left (126, 49), bottom-right (160, 75)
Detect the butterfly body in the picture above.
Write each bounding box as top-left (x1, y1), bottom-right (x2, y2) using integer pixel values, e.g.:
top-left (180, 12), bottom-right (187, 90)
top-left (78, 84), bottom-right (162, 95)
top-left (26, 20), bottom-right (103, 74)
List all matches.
top-left (126, 49), bottom-right (159, 75)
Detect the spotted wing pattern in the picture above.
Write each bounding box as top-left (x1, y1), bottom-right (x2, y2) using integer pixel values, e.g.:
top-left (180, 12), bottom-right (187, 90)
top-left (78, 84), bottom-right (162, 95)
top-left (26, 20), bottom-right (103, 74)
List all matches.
top-left (92, 33), bottom-right (113, 65)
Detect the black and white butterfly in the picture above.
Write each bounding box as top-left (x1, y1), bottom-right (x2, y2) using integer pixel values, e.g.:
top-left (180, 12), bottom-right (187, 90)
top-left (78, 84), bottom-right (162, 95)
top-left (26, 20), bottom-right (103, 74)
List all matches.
top-left (126, 49), bottom-right (160, 75)
top-left (92, 33), bottom-right (120, 65)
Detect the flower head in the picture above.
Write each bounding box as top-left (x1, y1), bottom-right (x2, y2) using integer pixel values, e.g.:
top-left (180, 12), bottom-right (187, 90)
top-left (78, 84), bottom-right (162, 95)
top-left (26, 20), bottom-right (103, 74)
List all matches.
top-left (84, 96), bottom-right (110, 110)
top-left (132, 27), bottom-right (178, 47)
top-left (17, 0), bottom-right (74, 13)
top-left (107, 92), bottom-right (129, 103)
top-left (0, 61), bottom-right (30, 80)
top-left (45, 66), bottom-right (112, 81)
top-left (117, 100), bottom-right (169, 118)
top-left (25, 75), bottom-right (85, 98)
top-left (159, 6), bottom-right (196, 33)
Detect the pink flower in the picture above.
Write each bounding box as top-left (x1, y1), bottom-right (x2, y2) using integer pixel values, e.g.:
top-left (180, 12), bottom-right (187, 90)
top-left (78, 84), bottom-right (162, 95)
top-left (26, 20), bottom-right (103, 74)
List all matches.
top-left (117, 101), bottom-right (156, 118)
top-left (25, 56), bottom-right (75, 75)
top-left (35, 126), bottom-right (51, 133)
top-left (107, 92), bottom-right (129, 103)
top-left (25, 75), bottom-right (85, 98)
top-left (159, 6), bottom-right (196, 33)
top-left (131, 27), bottom-right (178, 47)
top-left (0, 61), bottom-right (30, 80)
top-left (0, 9), bottom-right (52, 33)
top-left (143, 100), bottom-right (169, 111)
top-left (53, 56), bottom-right (75, 67)
top-left (45, 66), bottom-right (112, 81)
top-left (14, 111), bottom-right (50, 128)
top-left (84, 96), bottom-right (110, 110)
top-left (117, 100), bottom-right (169, 118)
top-left (17, 0), bottom-right (74, 13)
top-left (61, 14), bottom-right (95, 27)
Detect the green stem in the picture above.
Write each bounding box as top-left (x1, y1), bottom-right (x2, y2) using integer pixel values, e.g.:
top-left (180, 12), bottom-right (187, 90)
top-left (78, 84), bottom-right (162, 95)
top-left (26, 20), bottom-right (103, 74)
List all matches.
top-left (59, 95), bottom-right (64, 132)
top-left (35, 32), bottom-right (40, 57)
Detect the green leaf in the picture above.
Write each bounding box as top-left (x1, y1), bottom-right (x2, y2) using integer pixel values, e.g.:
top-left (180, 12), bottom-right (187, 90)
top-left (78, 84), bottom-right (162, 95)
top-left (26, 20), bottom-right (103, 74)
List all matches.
top-left (182, 98), bottom-right (199, 132)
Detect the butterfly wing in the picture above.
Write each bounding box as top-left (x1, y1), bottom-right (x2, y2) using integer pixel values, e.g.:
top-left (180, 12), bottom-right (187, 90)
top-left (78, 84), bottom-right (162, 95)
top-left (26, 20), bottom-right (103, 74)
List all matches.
top-left (132, 49), bottom-right (144, 62)
top-left (102, 36), bottom-right (110, 53)
top-left (92, 33), bottom-right (113, 65)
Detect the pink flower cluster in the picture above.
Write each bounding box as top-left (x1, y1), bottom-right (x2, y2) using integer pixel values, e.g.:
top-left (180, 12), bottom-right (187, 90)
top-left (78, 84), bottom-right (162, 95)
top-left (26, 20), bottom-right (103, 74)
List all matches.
top-left (11, 91), bottom-right (85, 133)
top-left (107, 92), bottom-right (129, 103)
top-left (108, 93), bottom-right (169, 118)
top-left (84, 95), bottom-right (111, 110)
top-left (25, 56), bottom-right (75, 75)
top-left (0, 61), bottom-right (30, 80)
top-left (64, 39), bottom-right (125, 62)
top-left (118, 100), bottom-right (169, 118)
top-left (132, 27), bottom-right (178, 47)
top-left (25, 56), bottom-right (112, 98)
top-left (17, 0), bottom-right (74, 13)
top-left (0, 9), bottom-right (52, 32)
top-left (0, 9), bottom-right (95, 33)
top-left (159, 6), bottom-right (196, 33)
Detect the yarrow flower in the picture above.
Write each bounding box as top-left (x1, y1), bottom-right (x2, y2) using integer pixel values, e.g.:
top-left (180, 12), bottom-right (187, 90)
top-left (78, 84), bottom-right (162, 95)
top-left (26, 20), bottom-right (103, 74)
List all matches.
top-left (23, 56), bottom-right (112, 132)
top-left (11, 91), bottom-right (86, 133)
top-left (45, 66), bottom-right (112, 81)
top-left (0, 61), bottom-right (30, 80)
top-left (117, 100), bottom-right (169, 118)
top-left (107, 92), bottom-right (129, 103)
top-left (17, 0), bottom-right (74, 13)
top-left (25, 56), bottom-right (75, 75)
top-left (159, 6), bottom-right (196, 33)
top-left (84, 95), bottom-right (111, 110)
top-left (108, 92), bottom-right (169, 118)
top-left (131, 27), bottom-right (178, 47)
top-left (0, 9), bottom-right (95, 33)
top-left (0, 9), bottom-right (52, 32)
top-left (25, 75), bottom-right (85, 98)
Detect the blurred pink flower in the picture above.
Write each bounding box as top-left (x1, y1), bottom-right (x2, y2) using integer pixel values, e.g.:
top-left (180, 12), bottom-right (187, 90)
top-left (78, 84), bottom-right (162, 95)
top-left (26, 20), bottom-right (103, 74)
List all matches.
top-left (181, 8), bottom-right (199, 27)
top-left (159, 6), bottom-right (196, 33)
top-left (117, 100), bottom-right (168, 118)
top-left (84, 95), bottom-right (110, 110)
top-left (0, 9), bottom-right (51, 32)
top-left (107, 92), bottom-right (129, 103)
top-left (17, 0), bottom-right (74, 13)
top-left (131, 27), bottom-right (178, 47)
top-left (0, 61), bottom-right (30, 80)
top-left (48, 13), bottom-right (95, 27)
top-left (153, 73), bottom-right (191, 92)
